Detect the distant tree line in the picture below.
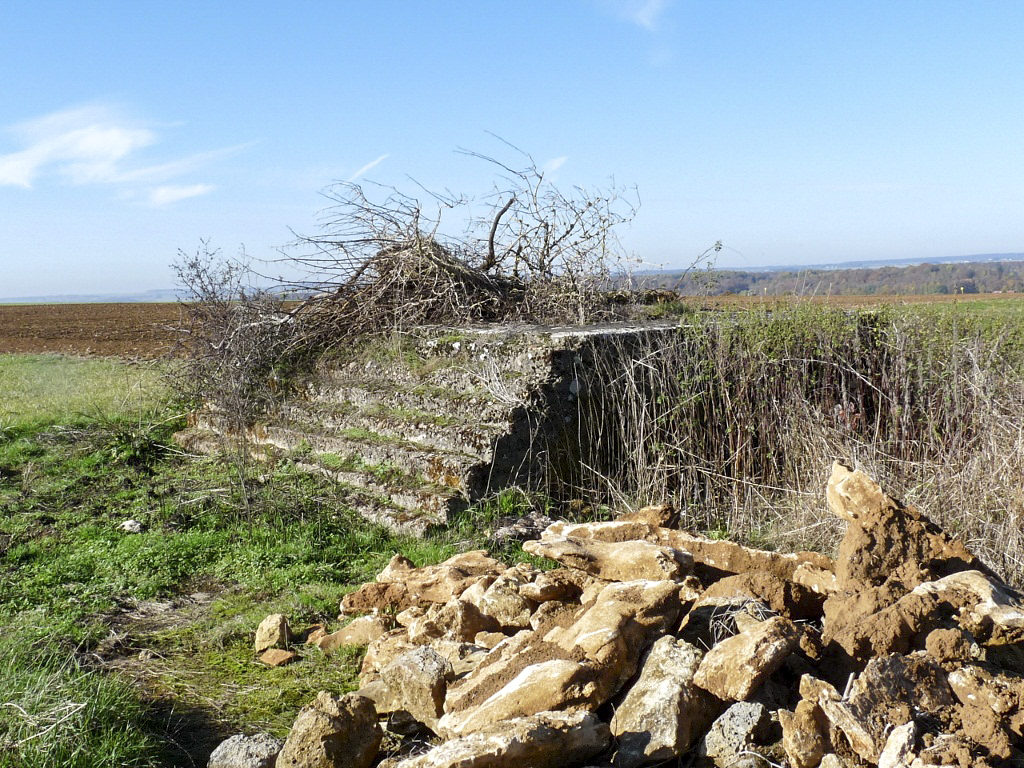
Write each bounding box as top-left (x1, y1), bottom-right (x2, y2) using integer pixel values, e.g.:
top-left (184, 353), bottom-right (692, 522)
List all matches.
top-left (655, 260), bottom-right (1024, 297)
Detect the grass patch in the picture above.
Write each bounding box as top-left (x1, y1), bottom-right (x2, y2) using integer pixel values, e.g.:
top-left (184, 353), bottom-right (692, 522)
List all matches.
top-left (0, 353), bottom-right (512, 766)
top-left (0, 613), bottom-right (163, 768)
top-left (0, 354), bottom-right (167, 432)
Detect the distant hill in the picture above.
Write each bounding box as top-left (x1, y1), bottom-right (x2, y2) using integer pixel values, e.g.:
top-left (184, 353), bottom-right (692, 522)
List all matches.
top-left (0, 288), bottom-right (180, 304)
top-left (639, 254), bottom-right (1024, 297)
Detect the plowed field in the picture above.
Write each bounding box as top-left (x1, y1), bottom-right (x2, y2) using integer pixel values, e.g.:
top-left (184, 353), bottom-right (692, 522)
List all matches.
top-left (0, 303), bottom-right (182, 358)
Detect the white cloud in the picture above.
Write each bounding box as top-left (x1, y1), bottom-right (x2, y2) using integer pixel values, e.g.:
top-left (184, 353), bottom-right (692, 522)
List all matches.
top-left (0, 106), bottom-right (155, 187)
top-left (596, 0), bottom-right (670, 31)
top-left (629, 0), bottom-right (669, 30)
top-left (0, 104), bottom-right (244, 205)
top-left (544, 156), bottom-right (568, 174)
top-left (346, 153), bottom-right (390, 182)
top-left (148, 184), bottom-right (215, 206)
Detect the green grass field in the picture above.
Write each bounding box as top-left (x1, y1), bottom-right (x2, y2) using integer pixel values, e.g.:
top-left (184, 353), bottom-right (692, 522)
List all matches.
top-left (0, 354), bottom-right (516, 767)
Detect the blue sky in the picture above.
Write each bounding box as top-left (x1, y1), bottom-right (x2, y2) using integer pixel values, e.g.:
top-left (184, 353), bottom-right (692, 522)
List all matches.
top-left (2, 1), bottom-right (1024, 298)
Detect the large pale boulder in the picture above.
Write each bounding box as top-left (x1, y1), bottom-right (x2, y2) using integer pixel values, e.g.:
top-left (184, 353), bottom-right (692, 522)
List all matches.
top-left (437, 658), bottom-right (601, 738)
top-left (694, 615), bottom-right (800, 701)
top-left (276, 692), bottom-right (381, 768)
top-left (523, 536), bottom-right (692, 582)
top-left (394, 710), bottom-right (609, 768)
top-left (610, 635), bottom-right (717, 767)
top-left (315, 615), bottom-right (389, 654)
top-left (380, 646), bottom-right (453, 733)
top-left (207, 733), bottom-right (283, 768)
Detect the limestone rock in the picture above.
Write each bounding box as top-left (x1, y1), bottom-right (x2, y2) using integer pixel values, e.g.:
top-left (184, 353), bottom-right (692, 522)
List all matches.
top-left (255, 613), bottom-right (290, 653)
top-left (259, 648), bottom-right (298, 667)
top-left (816, 654), bottom-right (954, 765)
top-left (700, 700), bottom-right (772, 762)
top-left (656, 528), bottom-right (833, 583)
top-left (779, 699), bottom-right (827, 768)
top-left (315, 615), bottom-right (389, 654)
top-left (380, 646), bottom-right (453, 732)
top-left (822, 585), bottom-right (946, 663)
top-left (407, 599), bottom-right (498, 645)
top-left (877, 722), bottom-right (918, 768)
top-left (377, 551), bottom-right (507, 603)
top-left (545, 579), bottom-right (683, 692)
top-left (519, 568), bottom-right (591, 603)
top-left (343, 551), bottom-right (506, 616)
top-left (277, 692), bottom-right (381, 768)
top-left (395, 710), bottom-right (609, 768)
top-left (438, 658), bottom-right (601, 738)
top-left (616, 502), bottom-right (678, 528)
top-left (360, 629), bottom-right (418, 685)
top-left (476, 567), bottom-right (535, 630)
top-left (544, 519), bottom-right (657, 542)
top-left (523, 535), bottom-right (691, 582)
top-left (699, 569), bottom-right (825, 621)
top-left (610, 635), bottom-right (716, 767)
top-left (207, 733), bottom-right (283, 768)
top-left (694, 615), bottom-right (800, 701)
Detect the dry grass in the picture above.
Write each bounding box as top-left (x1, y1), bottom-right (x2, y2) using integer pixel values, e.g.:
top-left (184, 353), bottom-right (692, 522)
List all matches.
top-left (541, 303), bottom-right (1024, 586)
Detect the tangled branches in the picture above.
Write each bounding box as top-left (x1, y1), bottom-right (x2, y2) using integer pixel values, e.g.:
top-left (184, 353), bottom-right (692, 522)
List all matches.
top-left (279, 143), bottom-right (640, 337)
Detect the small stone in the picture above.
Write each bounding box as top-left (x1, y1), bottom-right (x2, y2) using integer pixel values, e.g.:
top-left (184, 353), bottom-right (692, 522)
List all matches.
top-left (255, 613), bottom-right (290, 653)
top-left (701, 701), bottom-right (772, 761)
top-left (118, 519), bottom-right (144, 534)
top-left (207, 732), bottom-right (283, 768)
top-left (259, 649), bottom-right (297, 667)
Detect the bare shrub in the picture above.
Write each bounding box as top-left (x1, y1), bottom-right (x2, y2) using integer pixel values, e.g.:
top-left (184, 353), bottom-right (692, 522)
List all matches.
top-left (275, 142), bottom-right (641, 343)
top-left (171, 241), bottom-right (321, 431)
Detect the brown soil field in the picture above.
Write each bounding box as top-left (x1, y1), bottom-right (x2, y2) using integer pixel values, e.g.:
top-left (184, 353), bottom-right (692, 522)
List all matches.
top-left (0, 303), bottom-right (182, 358)
top-left (1, 293), bottom-right (1019, 360)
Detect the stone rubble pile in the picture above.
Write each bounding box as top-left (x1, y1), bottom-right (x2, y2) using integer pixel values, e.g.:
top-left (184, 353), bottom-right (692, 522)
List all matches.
top-left (214, 462), bottom-right (1024, 768)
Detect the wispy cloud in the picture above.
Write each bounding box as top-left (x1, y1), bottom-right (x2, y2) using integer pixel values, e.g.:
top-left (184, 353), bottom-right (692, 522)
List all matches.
top-left (598, 0), bottom-right (670, 31)
top-left (543, 156), bottom-right (568, 175)
top-left (0, 104), bottom-right (245, 205)
top-left (148, 184), bottom-right (215, 207)
top-left (630, 0), bottom-right (669, 30)
top-left (346, 153), bottom-right (390, 183)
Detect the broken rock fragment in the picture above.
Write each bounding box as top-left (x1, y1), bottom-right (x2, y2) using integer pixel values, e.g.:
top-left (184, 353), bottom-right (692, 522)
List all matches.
top-left (610, 635), bottom-right (717, 768)
top-left (694, 615), bottom-right (800, 701)
top-left (395, 710), bottom-right (609, 768)
top-left (523, 535), bottom-right (692, 582)
top-left (380, 645), bottom-right (453, 733)
top-left (254, 613), bottom-right (290, 653)
top-left (277, 692), bottom-right (381, 768)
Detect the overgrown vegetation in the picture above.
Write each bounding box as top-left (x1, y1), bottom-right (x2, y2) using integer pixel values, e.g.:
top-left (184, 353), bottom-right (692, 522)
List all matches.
top-left (172, 145), bottom-right (650, 430)
top-left (552, 301), bottom-right (1024, 583)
